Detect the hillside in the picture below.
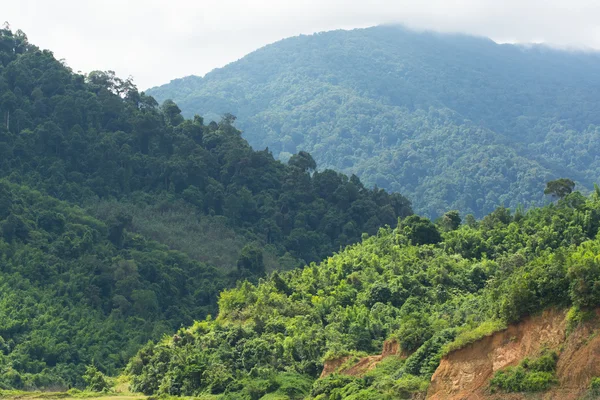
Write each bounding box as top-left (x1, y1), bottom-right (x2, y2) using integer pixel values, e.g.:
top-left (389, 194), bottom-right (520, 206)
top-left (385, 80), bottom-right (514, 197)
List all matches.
top-left (149, 25), bottom-right (600, 218)
top-left (0, 27), bottom-right (412, 388)
top-left (0, 28), bottom-right (411, 269)
top-left (127, 189), bottom-right (600, 399)
top-left (0, 181), bottom-right (224, 389)
top-left (428, 308), bottom-right (600, 400)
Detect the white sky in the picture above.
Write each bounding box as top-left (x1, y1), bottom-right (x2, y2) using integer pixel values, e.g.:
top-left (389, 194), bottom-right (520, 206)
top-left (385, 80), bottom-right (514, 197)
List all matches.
top-left (4, 0), bottom-right (600, 90)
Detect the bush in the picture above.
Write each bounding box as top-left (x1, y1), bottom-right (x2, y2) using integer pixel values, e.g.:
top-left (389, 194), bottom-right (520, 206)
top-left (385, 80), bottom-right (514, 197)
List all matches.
top-left (82, 365), bottom-right (110, 392)
top-left (310, 374), bottom-right (358, 398)
top-left (590, 377), bottom-right (600, 394)
top-left (392, 375), bottom-right (429, 399)
top-left (489, 350), bottom-right (558, 393)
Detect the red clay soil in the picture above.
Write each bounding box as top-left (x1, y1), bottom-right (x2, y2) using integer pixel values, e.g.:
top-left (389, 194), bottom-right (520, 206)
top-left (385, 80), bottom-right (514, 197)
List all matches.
top-left (320, 356), bottom-right (352, 378)
top-left (427, 308), bottom-right (600, 400)
top-left (320, 340), bottom-right (403, 378)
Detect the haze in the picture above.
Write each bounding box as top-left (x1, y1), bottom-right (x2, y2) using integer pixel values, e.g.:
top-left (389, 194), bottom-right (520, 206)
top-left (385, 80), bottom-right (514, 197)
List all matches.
top-left (4, 0), bottom-right (600, 90)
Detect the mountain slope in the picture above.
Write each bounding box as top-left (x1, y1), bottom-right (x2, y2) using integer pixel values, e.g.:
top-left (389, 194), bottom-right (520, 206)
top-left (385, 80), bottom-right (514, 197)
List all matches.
top-left (127, 190), bottom-right (600, 399)
top-left (0, 26), bottom-right (413, 268)
top-left (149, 25), bottom-right (600, 218)
top-left (0, 181), bottom-right (223, 389)
top-left (0, 27), bottom-right (412, 388)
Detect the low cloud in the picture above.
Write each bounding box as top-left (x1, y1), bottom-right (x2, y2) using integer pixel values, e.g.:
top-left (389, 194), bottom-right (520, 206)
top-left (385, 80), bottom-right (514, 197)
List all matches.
top-left (4, 0), bottom-right (600, 89)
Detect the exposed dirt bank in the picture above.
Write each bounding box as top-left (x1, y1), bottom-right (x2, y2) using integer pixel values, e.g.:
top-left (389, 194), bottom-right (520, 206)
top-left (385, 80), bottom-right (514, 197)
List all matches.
top-left (427, 308), bottom-right (600, 400)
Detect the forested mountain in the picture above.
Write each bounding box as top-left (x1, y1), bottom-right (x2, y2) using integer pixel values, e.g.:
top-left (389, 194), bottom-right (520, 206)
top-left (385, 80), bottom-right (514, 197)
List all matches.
top-left (149, 25), bottom-right (600, 218)
top-left (0, 27), bottom-right (411, 387)
top-left (128, 189), bottom-right (600, 399)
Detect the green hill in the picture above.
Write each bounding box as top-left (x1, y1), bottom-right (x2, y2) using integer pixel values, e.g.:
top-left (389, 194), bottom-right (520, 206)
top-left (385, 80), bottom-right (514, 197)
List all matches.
top-left (148, 25), bottom-right (600, 218)
top-left (0, 181), bottom-right (224, 389)
top-left (127, 189), bottom-right (600, 399)
top-left (0, 27), bottom-right (411, 388)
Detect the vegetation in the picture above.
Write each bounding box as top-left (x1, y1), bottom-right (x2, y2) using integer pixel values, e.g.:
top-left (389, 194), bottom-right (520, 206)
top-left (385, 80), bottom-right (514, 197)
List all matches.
top-left (0, 181), bottom-right (223, 389)
top-left (149, 25), bottom-right (600, 218)
top-left (545, 178), bottom-right (576, 200)
top-left (0, 389), bottom-right (119, 399)
top-left (0, 27), bottom-right (411, 268)
top-left (589, 377), bottom-right (600, 394)
top-left (489, 350), bottom-right (559, 393)
top-left (3, 23), bottom-right (600, 399)
top-left (0, 27), bottom-right (411, 389)
top-left (127, 190), bottom-right (600, 398)
top-left (82, 366), bottom-right (110, 392)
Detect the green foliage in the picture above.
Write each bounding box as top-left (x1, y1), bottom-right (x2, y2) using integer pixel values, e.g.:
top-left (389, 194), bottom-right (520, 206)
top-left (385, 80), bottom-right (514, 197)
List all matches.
top-left (390, 375), bottom-right (429, 399)
top-left (82, 366), bottom-right (110, 392)
top-left (0, 182), bottom-right (224, 389)
top-left (545, 179), bottom-right (576, 200)
top-left (237, 243), bottom-right (266, 279)
top-left (149, 25), bottom-right (600, 218)
top-left (567, 240), bottom-right (600, 308)
top-left (0, 25), bottom-right (412, 270)
top-left (0, 27), bottom-right (413, 388)
top-left (128, 192), bottom-right (600, 398)
top-left (589, 377), bottom-right (600, 394)
top-left (565, 306), bottom-right (596, 335)
top-left (439, 210), bottom-right (461, 232)
top-left (442, 320), bottom-right (506, 355)
top-left (4, 25), bottom-right (600, 398)
top-left (489, 350), bottom-right (559, 393)
top-left (400, 215), bottom-right (441, 246)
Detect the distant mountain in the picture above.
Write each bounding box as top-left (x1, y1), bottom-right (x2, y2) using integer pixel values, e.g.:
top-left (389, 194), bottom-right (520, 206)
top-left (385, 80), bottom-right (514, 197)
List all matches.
top-left (149, 25), bottom-right (600, 218)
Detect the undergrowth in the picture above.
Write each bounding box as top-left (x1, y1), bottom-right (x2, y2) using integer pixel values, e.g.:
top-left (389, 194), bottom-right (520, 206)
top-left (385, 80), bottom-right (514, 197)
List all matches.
top-left (489, 349), bottom-right (559, 393)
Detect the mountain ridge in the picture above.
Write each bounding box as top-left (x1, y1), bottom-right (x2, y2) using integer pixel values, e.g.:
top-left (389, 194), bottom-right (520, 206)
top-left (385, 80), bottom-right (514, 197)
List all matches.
top-left (149, 24), bottom-right (600, 218)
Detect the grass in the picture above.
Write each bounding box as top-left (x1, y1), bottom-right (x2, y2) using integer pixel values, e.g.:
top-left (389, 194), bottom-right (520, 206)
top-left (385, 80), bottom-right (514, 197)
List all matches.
top-left (0, 389), bottom-right (145, 400)
top-left (441, 319), bottom-right (506, 356)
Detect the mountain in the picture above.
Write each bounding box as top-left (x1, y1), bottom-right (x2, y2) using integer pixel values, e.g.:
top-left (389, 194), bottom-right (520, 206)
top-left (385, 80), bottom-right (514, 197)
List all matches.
top-left (148, 25), bottom-right (600, 218)
top-left (3, 24), bottom-right (600, 399)
top-left (127, 190), bottom-right (600, 399)
top-left (0, 27), bottom-right (411, 388)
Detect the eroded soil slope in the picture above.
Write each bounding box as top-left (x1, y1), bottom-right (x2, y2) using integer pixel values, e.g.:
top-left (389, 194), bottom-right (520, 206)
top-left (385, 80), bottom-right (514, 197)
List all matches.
top-left (320, 340), bottom-right (402, 378)
top-left (427, 308), bottom-right (600, 400)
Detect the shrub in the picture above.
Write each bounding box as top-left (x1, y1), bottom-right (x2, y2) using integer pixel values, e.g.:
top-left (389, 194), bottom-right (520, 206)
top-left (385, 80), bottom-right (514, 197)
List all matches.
top-left (489, 350), bottom-right (558, 393)
top-left (82, 365), bottom-right (110, 392)
top-left (392, 375), bottom-right (429, 399)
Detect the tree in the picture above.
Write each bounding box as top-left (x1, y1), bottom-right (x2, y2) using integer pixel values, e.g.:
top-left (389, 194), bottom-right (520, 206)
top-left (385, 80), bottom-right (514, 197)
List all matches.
top-left (1, 90), bottom-right (17, 130)
top-left (237, 243), bottom-right (265, 276)
top-left (161, 99), bottom-right (184, 126)
top-left (288, 151), bottom-right (317, 172)
top-left (568, 242), bottom-right (600, 308)
top-left (83, 365), bottom-right (110, 392)
top-left (107, 211), bottom-right (132, 248)
top-left (440, 210), bottom-right (461, 231)
top-left (544, 178), bottom-right (575, 200)
top-left (401, 215), bottom-right (441, 245)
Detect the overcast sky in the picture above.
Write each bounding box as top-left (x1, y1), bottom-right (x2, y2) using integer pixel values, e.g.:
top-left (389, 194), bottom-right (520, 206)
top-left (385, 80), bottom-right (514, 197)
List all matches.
top-left (4, 0), bottom-right (600, 90)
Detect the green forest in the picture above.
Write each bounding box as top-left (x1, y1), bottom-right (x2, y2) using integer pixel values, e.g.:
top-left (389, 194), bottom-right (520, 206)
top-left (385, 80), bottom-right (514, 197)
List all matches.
top-left (149, 25), bottom-right (600, 218)
top-left (0, 27), bottom-right (411, 388)
top-left (3, 23), bottom-right (600, 400)
top-left (125, 186), bottom-right (600, 399)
